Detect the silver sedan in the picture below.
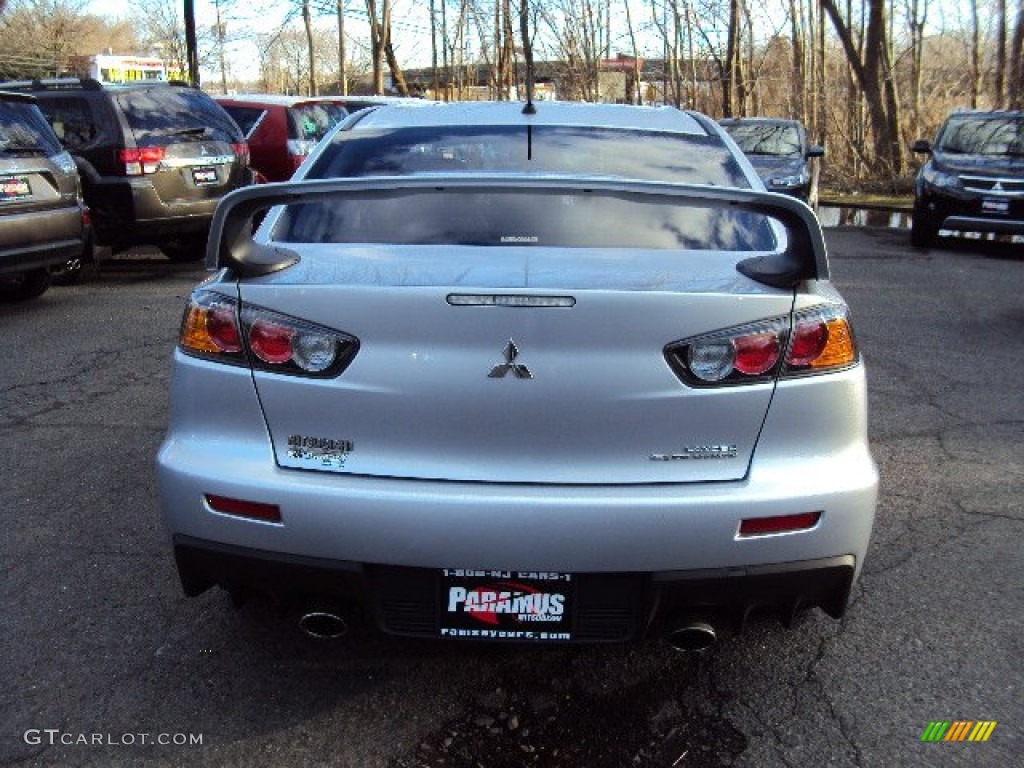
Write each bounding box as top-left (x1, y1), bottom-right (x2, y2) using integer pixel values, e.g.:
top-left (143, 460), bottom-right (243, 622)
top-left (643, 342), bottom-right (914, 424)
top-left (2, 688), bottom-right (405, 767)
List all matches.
top-left (157, 102), bottom-right (877, 651)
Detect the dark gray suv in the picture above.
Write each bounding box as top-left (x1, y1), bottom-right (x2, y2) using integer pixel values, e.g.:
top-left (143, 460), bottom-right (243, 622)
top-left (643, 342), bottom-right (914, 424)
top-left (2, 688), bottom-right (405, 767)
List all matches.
top-left (0, 91), bottom-right (90, 301)
top-left (0, 78), bottom-right (253, 261)
top-left (719, 117), bottom-right (824, 202)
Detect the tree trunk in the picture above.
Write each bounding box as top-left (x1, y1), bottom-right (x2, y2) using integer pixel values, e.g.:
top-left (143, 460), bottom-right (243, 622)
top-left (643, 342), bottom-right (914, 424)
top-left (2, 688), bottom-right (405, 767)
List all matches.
top-left (337, 0), bottom-right (347, 95)
top-left (1010, 1), bottom-right (1024, 109)
top-left (820, 0), bottom-right (902, 177)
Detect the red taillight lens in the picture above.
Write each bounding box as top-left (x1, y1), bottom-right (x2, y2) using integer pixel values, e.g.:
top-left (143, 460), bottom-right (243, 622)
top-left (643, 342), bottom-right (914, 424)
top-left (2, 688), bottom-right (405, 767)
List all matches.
top-left (738, 511), bottom-right (821, 537)
top-left (205, 494), bottom-right (281, 522)
top-left (231, 141), bottom-right (249, 164)
top-left (733, 332), bottom-right (781, 376)
top-left (205, 305), bottom-right (243, 352)
top-left (788, 320), bottom-right (829, 366)
top-left (249, 320), bottom-right (295, 364)
top-left (118, 146), bottom-right (164, 175)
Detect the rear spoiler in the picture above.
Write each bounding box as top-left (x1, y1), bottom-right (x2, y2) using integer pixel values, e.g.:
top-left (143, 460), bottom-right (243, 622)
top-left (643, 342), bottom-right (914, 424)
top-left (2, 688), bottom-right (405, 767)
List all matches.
top-left (206, 175), bottom-right (829, 289)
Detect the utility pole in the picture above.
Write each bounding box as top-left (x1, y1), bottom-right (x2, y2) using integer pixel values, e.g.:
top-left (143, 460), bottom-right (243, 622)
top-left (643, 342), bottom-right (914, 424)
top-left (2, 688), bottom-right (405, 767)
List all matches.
top-left (184, 0), bottom-right (199, 86)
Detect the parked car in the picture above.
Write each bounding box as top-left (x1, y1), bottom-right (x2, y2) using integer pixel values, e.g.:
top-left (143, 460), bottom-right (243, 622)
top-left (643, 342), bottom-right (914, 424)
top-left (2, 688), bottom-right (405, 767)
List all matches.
top-left (158, 101), bottom-right (877, 650)
top-left (0, 78), bottom-right (253, 261)
top-left (910, 109), bottom-right (1024, 247)
top-left (719, 117), bottom-right (824, 202)
top-left (216, 94), bottom-right (350, 182)
top-left (0, 90), bottom-right (91, 301)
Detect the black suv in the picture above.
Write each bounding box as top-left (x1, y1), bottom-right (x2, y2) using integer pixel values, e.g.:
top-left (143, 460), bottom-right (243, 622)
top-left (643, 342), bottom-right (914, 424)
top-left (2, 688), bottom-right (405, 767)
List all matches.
top-left (911, 110), bottom-right (1024, 248)
top-left (0, 78), bottom-right (253, 261)
top-left (0, 91), bottom-right (90, 301)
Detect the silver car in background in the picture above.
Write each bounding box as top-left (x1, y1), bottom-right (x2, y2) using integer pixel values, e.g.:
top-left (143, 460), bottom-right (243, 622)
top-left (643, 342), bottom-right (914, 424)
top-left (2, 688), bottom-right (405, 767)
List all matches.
top-left (157, 102), bottom-right (877, 650)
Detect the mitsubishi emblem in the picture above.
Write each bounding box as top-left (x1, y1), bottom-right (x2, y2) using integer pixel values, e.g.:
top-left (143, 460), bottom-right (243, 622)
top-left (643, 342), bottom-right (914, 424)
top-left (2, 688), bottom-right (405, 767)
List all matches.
top-left (992, 181), bottom-right (1004, 192)
top-left (488, 340), bottom-right (533, 379)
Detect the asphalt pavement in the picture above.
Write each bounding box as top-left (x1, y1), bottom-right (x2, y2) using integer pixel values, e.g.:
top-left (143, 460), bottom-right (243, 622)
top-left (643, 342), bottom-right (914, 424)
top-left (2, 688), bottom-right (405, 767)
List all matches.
top-left (1, 229), bottom-right (1021, 767)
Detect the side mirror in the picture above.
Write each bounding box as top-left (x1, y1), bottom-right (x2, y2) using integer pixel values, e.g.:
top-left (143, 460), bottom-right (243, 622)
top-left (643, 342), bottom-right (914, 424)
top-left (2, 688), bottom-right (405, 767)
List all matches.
top-left (911, 139), bottom-right (932, 154)
top-left (806, 145), bottom-right (825, 159)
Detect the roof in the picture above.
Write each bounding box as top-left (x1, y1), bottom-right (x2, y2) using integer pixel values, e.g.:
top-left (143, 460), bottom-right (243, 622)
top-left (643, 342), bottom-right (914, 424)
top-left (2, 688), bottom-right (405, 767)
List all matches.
top-left (216, 93), bottom-right (353, 107)
top-left (350, 100), bottom-right (711, 136)
top-left (718, 116), bottom-right (802, 127)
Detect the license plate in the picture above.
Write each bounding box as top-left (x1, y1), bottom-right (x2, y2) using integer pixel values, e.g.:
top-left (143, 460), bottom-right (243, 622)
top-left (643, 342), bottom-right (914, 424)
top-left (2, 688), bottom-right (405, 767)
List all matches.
top-left (191, 167), bottom-right (219, 186)
top-left (981, 197), bottom-right (1009, 215)
top-left (0, 175), bottom-right (32, 202)
top-left (439, 569), bottom-right (574, 641)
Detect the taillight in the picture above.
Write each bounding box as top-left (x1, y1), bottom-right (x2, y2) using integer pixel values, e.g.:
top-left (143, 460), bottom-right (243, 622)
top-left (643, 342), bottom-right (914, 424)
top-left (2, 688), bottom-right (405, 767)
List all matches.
top-left (178, 290), bottom-right (358, 377)
top-left (665, 305), bottom-right (858, 387)
top-left (118, 146), bottom-right (164, 175)
top-left (231, 141), bottom-right (249, 165)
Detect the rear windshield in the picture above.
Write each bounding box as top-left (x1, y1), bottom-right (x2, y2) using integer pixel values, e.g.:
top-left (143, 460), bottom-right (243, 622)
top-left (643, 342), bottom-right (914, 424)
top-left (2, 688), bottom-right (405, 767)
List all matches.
top-left (274, 188), bottom-right (776, 252)
top-left (115, 87), bottom-right (243, 146)
top-left (0, 101), bottom-right (63, 156)
top-left (936, 115), bottom-right (1024, 156)
top-left (306, 125), bottom-right (751, 185)
top-left (221, 104), bottom-right (265, 137)
top-left (288, 103), bottom-right (348, 141)
top-left (722, 122), bottom-right (802, 157)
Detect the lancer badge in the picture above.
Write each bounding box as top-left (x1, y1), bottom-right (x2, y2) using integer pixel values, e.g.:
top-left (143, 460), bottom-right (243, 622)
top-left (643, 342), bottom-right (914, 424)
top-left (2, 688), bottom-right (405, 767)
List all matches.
top-left (489, 340), bottom-right (533, 379)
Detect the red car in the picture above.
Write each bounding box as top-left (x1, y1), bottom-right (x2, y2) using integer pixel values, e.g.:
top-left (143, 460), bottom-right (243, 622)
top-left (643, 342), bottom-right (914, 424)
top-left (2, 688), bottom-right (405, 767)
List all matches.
top-left (216, 94), bottom-right (350, 182)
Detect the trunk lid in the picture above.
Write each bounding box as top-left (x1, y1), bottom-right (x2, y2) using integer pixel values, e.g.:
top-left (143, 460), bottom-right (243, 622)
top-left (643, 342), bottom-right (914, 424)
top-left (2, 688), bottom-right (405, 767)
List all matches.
top-left (238, 245), bottom-right (793, 484)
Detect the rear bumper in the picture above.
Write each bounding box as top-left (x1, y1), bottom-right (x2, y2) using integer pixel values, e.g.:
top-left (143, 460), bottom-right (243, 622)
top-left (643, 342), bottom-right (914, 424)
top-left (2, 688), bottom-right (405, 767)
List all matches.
top-left (0, 205), bottom-right (87, 274)
top-left (157, 353), bottom-right (878, 642)
top-left (86, 176), bottom-right (249, 247)
top-left (173, 534), bottom-right (856, 641)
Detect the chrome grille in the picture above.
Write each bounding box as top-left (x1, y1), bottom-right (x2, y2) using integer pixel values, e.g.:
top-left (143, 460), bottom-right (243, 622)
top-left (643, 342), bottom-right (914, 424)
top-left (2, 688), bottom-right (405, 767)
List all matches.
top-left (960, 175), bottom-right (1024, 196)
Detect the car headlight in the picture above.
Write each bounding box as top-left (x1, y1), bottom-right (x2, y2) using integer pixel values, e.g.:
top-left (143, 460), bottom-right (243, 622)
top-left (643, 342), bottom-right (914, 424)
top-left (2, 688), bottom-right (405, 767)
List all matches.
top-left (920, 164), bottom-right (961, 189)
top-left (768, 171), bottom-right (809, 188)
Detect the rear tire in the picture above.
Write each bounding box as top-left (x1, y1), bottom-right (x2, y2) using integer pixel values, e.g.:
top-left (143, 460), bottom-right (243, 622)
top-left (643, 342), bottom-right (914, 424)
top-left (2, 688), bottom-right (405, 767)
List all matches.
top-left (910, 203), bottom-right (938, 248)
top-left (162, 235), bottom-right (208, 263)
top-left (0, 268), bottom-right (51, 301)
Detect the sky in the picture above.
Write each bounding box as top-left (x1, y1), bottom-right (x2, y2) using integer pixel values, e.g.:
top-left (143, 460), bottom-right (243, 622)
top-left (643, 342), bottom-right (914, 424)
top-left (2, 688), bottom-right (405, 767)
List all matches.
top-left (81, 0), bottom-right (466, 84)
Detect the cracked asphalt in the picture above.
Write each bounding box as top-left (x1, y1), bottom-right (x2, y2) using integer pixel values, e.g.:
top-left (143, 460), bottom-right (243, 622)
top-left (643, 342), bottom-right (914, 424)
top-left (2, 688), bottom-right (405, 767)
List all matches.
top-left (1, 231), bottom-right (1021, 767)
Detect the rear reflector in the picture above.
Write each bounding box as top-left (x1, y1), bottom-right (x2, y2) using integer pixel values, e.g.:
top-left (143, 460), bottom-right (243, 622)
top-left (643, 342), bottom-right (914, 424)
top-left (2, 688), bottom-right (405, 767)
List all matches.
top-left (738, 511), bottom-right (821, 537)
top-left (205, 494), bottom-right (281, 522)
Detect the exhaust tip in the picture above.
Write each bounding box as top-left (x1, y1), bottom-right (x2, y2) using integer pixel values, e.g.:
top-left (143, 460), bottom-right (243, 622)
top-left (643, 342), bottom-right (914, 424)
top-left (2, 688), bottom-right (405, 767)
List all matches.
top-left (666, 620), bottom-right (717, 652)
top-left (298, 610), bottom-right (348, 639)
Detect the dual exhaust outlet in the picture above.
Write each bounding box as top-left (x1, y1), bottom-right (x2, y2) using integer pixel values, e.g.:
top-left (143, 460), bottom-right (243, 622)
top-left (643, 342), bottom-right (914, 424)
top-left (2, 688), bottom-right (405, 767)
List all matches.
top-left (297, 607), bottom-right (718, 652)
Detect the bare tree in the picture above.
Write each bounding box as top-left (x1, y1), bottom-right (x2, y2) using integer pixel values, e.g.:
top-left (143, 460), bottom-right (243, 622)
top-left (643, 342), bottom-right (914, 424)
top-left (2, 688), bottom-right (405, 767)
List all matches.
top-left (821, 0), bottom-right (904, 178)
top-left (1010, 0), bottom-right (1024, 109)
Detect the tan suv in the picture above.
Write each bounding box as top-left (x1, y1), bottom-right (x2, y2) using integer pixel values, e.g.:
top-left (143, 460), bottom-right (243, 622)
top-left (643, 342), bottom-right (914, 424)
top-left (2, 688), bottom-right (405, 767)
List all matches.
top-left (0, 91), bottom-right (90, 301)
top-left (0, 78), bottom-right (252, 262)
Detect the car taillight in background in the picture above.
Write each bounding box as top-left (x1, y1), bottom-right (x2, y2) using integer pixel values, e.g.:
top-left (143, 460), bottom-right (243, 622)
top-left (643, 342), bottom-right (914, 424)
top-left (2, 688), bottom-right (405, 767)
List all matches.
top-left (179, 290), bottom-right (359, 377)
top-left (118, 146), bottom-right (165, 175)
top-left (665, 304), bottom-right (858, 387)
top-left (231, 142), bottom-right (250, 165)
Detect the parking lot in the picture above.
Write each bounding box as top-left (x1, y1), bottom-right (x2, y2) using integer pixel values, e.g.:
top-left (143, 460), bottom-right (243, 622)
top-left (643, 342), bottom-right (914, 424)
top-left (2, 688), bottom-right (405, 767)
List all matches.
top-left (1, 227), bottom-right (1021, 767)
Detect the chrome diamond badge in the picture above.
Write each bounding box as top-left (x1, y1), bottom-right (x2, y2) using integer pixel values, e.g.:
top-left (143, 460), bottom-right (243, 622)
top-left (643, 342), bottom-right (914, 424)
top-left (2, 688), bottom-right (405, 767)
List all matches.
top-left (488, 340), bottom-right (533, 379)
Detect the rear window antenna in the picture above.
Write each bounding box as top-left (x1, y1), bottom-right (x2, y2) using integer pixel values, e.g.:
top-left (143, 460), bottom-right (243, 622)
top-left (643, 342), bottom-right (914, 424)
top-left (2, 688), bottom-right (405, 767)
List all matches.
top-left (519, 0), bottom-right (536, 115)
